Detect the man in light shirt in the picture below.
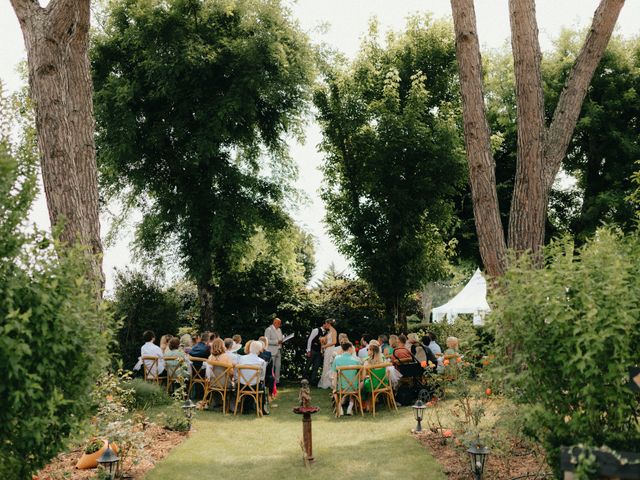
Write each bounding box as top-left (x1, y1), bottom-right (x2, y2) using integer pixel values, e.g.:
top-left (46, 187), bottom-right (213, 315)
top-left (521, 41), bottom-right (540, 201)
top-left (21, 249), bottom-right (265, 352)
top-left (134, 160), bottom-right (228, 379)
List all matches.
top-left (264, 317), bottom-right (283, 383)
top-left (139, 330), bottom-right (165, 379)
top-left (236, 341), bottom-right (266, 386)
top-left (224, 337), bottom-right (241, 365)
top-left (357, 334), bottom-right (371, 360)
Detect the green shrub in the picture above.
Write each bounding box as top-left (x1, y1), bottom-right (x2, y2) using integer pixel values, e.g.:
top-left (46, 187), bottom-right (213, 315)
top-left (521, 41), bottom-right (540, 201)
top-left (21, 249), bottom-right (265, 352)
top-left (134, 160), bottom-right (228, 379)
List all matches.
top-left (111, 270), bottom-right (181, 369)
top-left (489, 230), bottom-right (640, 474)
top-left (160, 411), bottom-right (191, 432)
top-left (127, 378), bottom-right (172, 410)
top-left (0, 88), bottom-right (111, 480)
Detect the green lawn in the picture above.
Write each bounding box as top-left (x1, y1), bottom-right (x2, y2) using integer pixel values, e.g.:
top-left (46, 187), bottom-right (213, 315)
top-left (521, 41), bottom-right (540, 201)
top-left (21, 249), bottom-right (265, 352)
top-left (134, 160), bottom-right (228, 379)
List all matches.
top-left (145, 386), bottom-right (446, 479)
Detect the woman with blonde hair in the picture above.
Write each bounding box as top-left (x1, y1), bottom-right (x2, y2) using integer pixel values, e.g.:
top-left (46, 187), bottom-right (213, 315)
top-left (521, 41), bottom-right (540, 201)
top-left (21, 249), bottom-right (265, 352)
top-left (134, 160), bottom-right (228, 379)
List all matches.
top-left (159, 334), bottom-right (173, 354)
top-left (179, 333), bottom-right (193, 355)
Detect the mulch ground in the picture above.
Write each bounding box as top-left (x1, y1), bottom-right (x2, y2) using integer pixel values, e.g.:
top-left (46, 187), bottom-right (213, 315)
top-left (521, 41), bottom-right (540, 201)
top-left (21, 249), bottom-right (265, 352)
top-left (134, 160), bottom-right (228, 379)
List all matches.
top-left (34, 424), bottom-right (189, 480)
top-left (414, 430), bottom-right (553, 480)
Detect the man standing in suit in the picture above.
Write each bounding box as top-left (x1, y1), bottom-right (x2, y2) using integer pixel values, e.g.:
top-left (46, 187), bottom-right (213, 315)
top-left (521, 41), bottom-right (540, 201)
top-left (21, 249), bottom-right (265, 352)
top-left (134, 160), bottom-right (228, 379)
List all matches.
top-left (264, 317), bottom-right (283, 384)
top-left (305, 320), bottom-right (328, 386)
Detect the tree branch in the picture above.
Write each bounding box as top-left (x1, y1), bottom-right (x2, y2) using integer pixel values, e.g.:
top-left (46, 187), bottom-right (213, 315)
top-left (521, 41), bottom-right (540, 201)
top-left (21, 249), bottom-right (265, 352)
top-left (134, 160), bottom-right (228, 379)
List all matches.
top-left (543, 0), bottom-right (625, 190)
top-left (9, 0), bottom-right (41, 25)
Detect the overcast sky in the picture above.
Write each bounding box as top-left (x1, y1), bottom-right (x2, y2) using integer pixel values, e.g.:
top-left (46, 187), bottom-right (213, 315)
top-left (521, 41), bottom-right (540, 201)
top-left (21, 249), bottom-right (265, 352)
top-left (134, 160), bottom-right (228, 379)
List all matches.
top-left (1, 0), bottom-right (639, 291)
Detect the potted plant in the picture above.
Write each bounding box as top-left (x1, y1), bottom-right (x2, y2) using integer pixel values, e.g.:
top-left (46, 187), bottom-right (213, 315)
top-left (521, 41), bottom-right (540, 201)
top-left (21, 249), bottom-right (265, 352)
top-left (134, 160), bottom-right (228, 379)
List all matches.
top-left (76, 439), bottom-right (118, 469)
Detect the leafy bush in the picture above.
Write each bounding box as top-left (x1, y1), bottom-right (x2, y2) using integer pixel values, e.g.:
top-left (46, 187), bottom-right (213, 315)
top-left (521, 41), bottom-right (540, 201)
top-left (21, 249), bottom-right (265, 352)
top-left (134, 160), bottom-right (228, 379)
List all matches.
top-left (90, 371), bottom-right (146, 476)
top-left (160, 411), bottom-right (191, 432)
top-left (489, 230), bottom-right (640, 473)
top-left (111, 269), bottom-right (181, 369)
top-left (0, 88), bottom-right (111, 480)
top-left (127, 378), bottom-right (172, 410)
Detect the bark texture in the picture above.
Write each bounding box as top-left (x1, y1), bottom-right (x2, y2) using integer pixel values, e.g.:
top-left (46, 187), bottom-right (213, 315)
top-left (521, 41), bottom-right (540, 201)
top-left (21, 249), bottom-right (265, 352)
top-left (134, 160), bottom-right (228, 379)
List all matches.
top-left (450, 0), bottom-right (507, 276)
top-left (10, 0), bottom-right (103, 291)
top-left (450, 0), bottom-right (625, 273)
top-left (507, 0), bottom-right (547, 255)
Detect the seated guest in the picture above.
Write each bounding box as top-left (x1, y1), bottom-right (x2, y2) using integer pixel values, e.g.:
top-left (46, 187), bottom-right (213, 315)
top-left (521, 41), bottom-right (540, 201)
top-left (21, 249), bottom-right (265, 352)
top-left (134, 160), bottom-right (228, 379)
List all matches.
top-left (159, 334), bottom-right (173, 354)
top-left (165, 337), bottom-right (189, 381)
top-left (408, 333), bottom-right (438, 371)
top-left (189, 332), bottom-right (211, 395)
top-left (388, 334), bottom-right (399, 356)
top-left (391, 334), bottom-right (413, 366)
top-left (258, 336), bottom-right (276, 397)
top-left (189, 332), bottom-right (211, 361)
top-left (378, 335), bottom-right (390, 357)
top-left (426, 332), bottom-right (442, 356)
top-left (357, 334), bottom-right (371, 360)
top-left (444, 336), bottom-right (460, 355)
top-left (180, 333), bottom-right (193, 355)
top-left (207, 338), bottom-right (233, 387)
top-left (208, 338), bottom-right (232, 366)
top-left (137, 330), bottom-right (165, 378)
top-left (236, 341), bottom-right (266, 385)
top-left (332, 342), bottom-right (361, 415)
top-left (362, 344), bottom-right (386, 411)
top-left (224, 338), bottom-right (241, 365)
top-left (232, 334), bottom-right (244, 354)
top-left (423, 333), bottom-right (444, 373)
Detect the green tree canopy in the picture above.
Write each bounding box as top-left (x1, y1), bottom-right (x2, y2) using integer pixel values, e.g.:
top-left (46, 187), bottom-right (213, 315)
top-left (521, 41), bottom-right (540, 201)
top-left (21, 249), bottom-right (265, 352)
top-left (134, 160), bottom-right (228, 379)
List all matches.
top-left (92, 0), bottom-right (315, 328)
top-left (314, 16), bottom-right (466, 328)
top-left (454, 32), bottom-right (640, 262)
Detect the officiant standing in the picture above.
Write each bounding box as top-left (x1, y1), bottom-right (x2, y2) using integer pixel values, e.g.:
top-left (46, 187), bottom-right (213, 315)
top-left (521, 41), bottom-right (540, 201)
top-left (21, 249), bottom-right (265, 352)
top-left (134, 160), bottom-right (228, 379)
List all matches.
top-left (265, 317), bottom-right (283, 383)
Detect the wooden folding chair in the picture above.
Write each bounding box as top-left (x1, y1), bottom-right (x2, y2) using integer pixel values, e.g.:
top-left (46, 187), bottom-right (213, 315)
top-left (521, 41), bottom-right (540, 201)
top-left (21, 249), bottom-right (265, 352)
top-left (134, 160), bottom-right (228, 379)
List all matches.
top-left (188, 356), bottom-right (209, 399)
top-left (365, 362), bottom-right (398, 416)
top-left (234, 364), bottom-right (263, 417)
top-left (204, 361), bottom-right (233, 414)
top-left (334, 365), bottom-right (364, 417)
top-left (163, 356), bottom-right (184, 393)
top-left (142, 356), bottom-right (165, 384)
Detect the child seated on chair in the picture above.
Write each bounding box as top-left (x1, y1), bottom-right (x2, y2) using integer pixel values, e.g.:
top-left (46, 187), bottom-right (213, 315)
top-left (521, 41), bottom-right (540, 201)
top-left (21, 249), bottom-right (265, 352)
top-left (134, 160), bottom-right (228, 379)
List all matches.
top-left (332, 342), bottom-right (361, 415)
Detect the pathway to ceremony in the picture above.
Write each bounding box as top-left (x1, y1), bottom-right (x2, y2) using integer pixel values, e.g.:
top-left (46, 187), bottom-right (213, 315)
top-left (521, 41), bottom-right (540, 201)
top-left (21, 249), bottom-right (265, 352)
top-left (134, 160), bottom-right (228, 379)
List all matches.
top-left (145, 387), bottom-right (445, 479)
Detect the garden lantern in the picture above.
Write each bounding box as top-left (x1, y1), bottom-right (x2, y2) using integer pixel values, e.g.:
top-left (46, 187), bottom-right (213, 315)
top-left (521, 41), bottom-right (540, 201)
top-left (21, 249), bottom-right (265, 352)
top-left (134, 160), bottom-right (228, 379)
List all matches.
top-left (467, 443), bottom-right (490, 480)
top-left (182, 398), bottom-right (196, 426)
top-left (96, 442), bottom-right (119, 479)
top-left (412, 400), bottom-right (426, 432)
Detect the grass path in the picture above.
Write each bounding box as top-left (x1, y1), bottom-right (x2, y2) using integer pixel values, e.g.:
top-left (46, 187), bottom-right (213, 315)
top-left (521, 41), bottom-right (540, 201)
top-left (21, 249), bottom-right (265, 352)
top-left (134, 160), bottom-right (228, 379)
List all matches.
top-left (145, 386), bottom-right (446, 479)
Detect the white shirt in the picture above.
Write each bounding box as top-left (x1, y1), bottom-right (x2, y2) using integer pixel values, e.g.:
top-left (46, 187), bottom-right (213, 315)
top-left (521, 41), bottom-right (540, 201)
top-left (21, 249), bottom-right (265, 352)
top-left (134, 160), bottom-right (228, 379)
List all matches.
top-left (140, 341), bottom-right (165, 378)
top-left (236, 353), bottom-right (266, 385)
top-left (306, 327), bottom-right (321, 353)
top-left (357, 344), bottom-right (369, 360)
top-left (226, 350), bottom-right (241, 365)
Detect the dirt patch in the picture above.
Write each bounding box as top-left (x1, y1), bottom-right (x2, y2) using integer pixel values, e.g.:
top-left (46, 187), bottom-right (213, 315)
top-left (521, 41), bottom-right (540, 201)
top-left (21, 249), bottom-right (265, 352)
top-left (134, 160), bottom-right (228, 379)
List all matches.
top-left (34, 424), bottom-right (189, 480)
top-left (414, 430), bottom-right (552, 480)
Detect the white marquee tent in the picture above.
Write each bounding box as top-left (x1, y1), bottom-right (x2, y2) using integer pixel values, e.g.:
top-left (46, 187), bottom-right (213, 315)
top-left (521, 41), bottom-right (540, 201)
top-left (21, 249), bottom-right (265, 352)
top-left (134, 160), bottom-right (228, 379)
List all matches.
top-left (431, 269), bottom-right (490, 325)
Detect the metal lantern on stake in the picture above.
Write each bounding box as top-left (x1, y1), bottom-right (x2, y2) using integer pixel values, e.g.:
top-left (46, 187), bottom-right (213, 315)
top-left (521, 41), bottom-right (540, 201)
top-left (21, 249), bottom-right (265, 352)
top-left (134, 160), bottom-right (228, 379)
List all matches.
top-left (96, 442), bottom-right (119, 479)
top-left (182, 398), bottom-right (196, 427)
top-left (412, 400), bottom-right (426, 432)
top-left (467, 443), bottom-right (490, 480)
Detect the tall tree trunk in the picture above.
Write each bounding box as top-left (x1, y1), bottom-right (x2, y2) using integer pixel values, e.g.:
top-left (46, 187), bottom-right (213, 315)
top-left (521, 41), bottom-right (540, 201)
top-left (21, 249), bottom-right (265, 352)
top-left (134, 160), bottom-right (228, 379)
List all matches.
top-left (198, 281), bottom-right (216, 330)
top-left (450, 0), bottom-right (507, 276)
top-left (450, 0), bottom-right (625, 274)
top-left (10, 0), bottom-right (103, 292)
top-left (507, 0), bottom-right (547, 257)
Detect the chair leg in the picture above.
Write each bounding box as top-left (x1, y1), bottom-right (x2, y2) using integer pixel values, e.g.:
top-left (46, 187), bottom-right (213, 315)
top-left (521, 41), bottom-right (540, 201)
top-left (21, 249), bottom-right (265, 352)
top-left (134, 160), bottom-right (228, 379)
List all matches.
top-left (372, 392), bottom-right (377, 417)
top-left (357, 393), bottom-right (364, 416)
top-left (234, 392), bottom-right (241, 416)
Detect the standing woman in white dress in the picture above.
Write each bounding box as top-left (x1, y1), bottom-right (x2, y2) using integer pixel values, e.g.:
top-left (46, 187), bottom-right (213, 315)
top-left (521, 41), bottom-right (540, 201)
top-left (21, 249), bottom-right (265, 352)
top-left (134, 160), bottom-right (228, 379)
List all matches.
top-left (318, 319), bottom-right (337, 388)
